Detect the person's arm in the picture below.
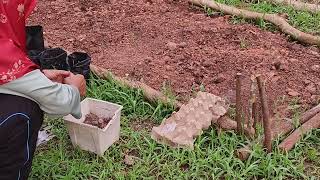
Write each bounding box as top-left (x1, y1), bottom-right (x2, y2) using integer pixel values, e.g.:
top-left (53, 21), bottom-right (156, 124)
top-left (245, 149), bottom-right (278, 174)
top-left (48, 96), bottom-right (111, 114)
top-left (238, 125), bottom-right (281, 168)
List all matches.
top-left (42, 69), bottom-right (86, 96)
top-left (0, 69), bottom-right (83, 119)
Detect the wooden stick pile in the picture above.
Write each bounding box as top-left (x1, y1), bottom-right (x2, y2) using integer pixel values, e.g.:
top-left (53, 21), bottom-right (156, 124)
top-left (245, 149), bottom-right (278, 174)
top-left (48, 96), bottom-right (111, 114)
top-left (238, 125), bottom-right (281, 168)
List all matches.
top-left (235, 74), bottom-right (272, 152)
top-left (234, 73), bottom-right (320, 160)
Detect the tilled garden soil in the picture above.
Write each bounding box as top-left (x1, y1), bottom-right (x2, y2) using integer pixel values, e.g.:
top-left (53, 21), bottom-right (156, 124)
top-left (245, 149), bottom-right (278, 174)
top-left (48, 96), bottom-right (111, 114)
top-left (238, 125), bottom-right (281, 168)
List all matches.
top-left (30, 0), bottom-right (320, 117)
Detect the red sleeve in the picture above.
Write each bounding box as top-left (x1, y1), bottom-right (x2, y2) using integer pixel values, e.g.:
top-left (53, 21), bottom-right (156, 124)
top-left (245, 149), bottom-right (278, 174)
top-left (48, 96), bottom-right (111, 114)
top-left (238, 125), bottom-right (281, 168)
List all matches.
top-left (24, 0), bottom-right (36, 18)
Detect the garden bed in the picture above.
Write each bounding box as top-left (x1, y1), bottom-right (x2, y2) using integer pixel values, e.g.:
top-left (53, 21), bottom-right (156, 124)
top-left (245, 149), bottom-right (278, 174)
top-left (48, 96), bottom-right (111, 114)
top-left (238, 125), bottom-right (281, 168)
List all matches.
top-left (29, 0), bottom-right (320, 110)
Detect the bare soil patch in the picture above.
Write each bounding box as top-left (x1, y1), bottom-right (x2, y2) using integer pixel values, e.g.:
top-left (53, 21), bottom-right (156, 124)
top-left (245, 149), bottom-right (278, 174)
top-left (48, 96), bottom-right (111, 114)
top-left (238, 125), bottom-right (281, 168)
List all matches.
top-left (29, 0), bottom-right (320, 117)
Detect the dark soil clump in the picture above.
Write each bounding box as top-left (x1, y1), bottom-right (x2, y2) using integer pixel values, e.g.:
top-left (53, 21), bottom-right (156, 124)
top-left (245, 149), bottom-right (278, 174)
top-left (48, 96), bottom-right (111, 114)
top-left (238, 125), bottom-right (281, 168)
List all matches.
top-left (84, 113), bottom-right (111, 129)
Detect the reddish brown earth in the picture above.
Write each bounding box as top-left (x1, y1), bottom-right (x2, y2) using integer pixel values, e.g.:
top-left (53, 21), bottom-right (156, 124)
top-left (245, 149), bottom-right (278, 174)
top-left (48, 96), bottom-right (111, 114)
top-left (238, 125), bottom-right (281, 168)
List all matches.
top-left (84, 113), bottom-right (111, 129)
top-left (29, 0), bottom-right (320, 117)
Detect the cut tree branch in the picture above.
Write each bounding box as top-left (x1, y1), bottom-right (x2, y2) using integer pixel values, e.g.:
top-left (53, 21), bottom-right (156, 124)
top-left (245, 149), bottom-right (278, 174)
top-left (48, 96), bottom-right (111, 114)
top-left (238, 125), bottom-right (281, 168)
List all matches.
top-left (90, 64), bottom-right (182, 108)
top-left (301, 104), bottom-right (320, 124)
top-left (266, 0), bottom-right (320, 14)
top-left (189, 0), bottom-right (320, 46)
top-left (278, 113), bottom-right (320, 152)
top-left (273, 103), bottom-right (320, 137)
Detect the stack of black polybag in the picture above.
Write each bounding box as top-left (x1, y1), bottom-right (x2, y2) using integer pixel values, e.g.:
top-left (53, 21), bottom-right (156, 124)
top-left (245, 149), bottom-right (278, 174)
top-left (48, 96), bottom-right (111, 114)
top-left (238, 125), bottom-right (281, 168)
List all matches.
top-left (26, 25), bottom-right (91, 79)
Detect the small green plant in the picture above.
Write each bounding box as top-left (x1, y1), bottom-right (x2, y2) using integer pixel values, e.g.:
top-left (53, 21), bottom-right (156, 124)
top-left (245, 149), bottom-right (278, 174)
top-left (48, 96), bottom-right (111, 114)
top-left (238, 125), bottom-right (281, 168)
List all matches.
top-left (191, 83), bottom-right (197, 97)
top-left (200, 83), bottom-right (206, 92)
top-left (161, 80), bottom-right (177, 102)
top-left (240, 37), bottom-right (249, 49)
top-left (289, 97), bottom-right (303, 128)
top-left (204, 6), bottom-right (214, 16)
top-left (306, 148), bottom-right (318, 162)
top-left (227, 105), bottom-right (236, 119)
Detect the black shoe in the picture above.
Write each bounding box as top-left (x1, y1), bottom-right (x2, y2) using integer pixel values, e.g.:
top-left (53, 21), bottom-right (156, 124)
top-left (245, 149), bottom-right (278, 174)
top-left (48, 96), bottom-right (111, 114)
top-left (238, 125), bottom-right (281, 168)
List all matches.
top-left (39, 48), bottom-right (68, 70)
top-left (67, 52), bottom-right (91, 79)
top-left (26, 25), bottom-right (45, 51)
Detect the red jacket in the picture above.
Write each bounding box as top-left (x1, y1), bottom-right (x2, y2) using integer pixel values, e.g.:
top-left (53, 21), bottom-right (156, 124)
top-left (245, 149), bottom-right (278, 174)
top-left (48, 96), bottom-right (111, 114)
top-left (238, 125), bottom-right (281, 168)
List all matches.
top-left (0, 0), bottom-right (38, 85)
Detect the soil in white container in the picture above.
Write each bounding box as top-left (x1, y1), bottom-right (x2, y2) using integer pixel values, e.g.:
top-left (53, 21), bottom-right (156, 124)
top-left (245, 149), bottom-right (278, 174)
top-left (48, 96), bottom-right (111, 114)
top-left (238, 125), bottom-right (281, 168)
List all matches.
top-left (84, 113), bottom-right (112, 129)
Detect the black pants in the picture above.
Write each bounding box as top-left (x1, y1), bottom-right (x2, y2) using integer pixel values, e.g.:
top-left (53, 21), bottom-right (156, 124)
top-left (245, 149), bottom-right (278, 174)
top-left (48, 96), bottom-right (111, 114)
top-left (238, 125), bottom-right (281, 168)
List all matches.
top-left (0, 94), bottom-right (43, 180)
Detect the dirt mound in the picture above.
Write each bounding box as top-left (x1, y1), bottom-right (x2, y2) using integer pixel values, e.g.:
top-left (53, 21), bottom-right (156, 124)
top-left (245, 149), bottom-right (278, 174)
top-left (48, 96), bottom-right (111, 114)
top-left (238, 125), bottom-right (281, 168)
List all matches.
top-left (29, 0), bottom-right (320, 115)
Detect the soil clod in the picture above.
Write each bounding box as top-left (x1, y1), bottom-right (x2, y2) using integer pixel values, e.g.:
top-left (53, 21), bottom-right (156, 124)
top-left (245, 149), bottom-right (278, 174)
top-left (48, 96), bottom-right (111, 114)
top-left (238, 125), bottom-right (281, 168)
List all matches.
top-left (84, 113), bottom-right (112, 129)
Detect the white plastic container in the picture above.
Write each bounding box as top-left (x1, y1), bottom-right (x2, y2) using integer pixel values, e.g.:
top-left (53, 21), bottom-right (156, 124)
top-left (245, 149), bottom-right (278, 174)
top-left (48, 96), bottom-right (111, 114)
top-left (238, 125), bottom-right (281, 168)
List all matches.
top-left (64, 98), bottom-right (123, 156)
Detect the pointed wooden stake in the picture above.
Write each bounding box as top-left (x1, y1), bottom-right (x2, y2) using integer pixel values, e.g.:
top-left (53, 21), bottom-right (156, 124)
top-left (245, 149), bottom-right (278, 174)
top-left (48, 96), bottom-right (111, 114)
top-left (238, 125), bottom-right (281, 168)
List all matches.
top-left (236, 73), bottom-right (243, 134)
top-left (256, 75), bottom-right (272, 153)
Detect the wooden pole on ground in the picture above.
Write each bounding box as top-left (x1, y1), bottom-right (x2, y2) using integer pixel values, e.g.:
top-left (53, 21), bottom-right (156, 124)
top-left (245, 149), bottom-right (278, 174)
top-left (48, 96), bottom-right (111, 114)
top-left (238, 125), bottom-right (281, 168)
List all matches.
top-left (278, 113), bottom-right (320, 152)
top-left (90, 64), bottom-right (182, 108)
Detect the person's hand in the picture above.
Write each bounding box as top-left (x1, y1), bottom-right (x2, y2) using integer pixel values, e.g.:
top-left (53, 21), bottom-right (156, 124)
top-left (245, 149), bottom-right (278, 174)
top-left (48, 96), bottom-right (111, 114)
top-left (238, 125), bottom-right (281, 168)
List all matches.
top-left (63, 73), bottom-right (86, 96)
top-left (42, 69), bottom-right (71, 83)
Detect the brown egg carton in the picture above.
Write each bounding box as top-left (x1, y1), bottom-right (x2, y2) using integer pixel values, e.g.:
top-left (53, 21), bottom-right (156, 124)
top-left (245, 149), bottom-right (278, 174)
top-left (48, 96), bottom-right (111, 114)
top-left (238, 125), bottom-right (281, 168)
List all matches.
top-left (151, 92), bottom-right (228, 149)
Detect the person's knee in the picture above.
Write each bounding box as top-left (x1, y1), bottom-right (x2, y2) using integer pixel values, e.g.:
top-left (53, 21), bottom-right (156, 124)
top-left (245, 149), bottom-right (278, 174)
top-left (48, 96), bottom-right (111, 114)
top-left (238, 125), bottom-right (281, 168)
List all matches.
top-left (0, 94), bottom-right (44, 180)
top-left (0, 114), bottom-right (31, 180)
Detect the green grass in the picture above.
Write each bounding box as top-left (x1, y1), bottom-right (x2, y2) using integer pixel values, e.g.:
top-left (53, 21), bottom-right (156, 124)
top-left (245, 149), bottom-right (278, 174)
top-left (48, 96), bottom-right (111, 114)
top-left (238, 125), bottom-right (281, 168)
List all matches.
top-left (30, 77), bottom-right (320, 179)
top-left (203, 0), bottom-right (320, 35)
top-left (87, 76), bottom-right (175, 124)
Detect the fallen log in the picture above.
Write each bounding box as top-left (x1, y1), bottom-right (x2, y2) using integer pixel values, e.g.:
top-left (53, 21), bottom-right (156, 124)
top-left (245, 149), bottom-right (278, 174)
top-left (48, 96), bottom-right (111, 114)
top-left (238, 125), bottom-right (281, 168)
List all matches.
top-left (189, 0), bottom-right (320, 46)
top-left (266, 0), bottom-right (320, 14)
top-left (301, 104), bottom-right (320, 124)
top-left (278, 113), bottom-right (320, 152)
top-left (273, 103), bottom-right (320, 137)
top-left (90, 64), bottom-right (182, 108)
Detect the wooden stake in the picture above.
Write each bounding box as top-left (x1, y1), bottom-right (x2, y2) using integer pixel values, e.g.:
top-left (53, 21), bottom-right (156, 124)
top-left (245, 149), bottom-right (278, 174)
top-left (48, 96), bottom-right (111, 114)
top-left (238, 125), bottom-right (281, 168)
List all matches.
top-left (252, 101), bottom-right (258, 131)
top-left (252, 76), bottom-right (259, 135)
top-left (236, 73), bottom-right (243, 134)
top-left (245, 76), bottom-right (256, 138)
top-left (256, 75), bottom-right (272, 153)
top-left (248, 75), bottom-right (257, 134)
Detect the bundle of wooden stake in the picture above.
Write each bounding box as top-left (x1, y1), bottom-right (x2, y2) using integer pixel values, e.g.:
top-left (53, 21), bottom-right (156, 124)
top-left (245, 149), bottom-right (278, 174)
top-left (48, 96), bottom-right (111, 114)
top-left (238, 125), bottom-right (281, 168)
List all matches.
top-left (234, 73), bottom-right (320, 160)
